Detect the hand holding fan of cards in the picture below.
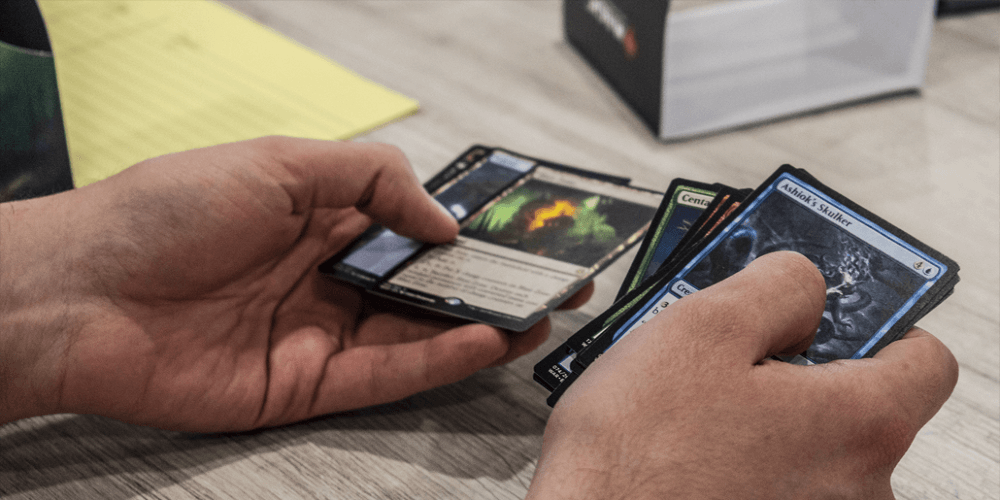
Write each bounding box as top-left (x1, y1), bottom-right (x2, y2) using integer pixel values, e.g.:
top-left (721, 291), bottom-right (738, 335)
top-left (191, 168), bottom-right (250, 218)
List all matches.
top-left (536, 165), bottom-right (959, 407)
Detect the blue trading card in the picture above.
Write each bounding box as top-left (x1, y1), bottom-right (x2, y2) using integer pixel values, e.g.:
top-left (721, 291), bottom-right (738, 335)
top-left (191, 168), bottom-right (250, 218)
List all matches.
top-left (597, 171), bottom-right (950, 364)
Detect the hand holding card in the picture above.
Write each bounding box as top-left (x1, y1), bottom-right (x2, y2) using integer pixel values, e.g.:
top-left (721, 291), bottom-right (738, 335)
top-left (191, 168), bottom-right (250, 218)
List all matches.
top-left (321, 146), bottom-right (662, 331)
top-left (537, 165), bottom-right (959, 405)
top-left (527, 252), bottom-right (958, 500)
top-left (0, 138), bottom-right (594, 431)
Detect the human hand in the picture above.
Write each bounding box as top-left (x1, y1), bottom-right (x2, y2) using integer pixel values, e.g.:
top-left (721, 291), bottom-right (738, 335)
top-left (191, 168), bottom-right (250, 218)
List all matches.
top-left (526, 251), bottom-right (957, 499)
top-left (0, 137), bottom-right (592, 431)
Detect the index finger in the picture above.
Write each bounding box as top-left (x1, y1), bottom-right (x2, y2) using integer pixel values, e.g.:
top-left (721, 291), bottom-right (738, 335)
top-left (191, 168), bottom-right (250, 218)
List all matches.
top-left (263, 137), bottom-right (459, 244)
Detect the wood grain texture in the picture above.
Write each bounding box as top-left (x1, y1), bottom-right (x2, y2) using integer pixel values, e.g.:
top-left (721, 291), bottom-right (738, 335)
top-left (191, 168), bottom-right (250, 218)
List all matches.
top-left (1, 2), bottom-right (997, 499)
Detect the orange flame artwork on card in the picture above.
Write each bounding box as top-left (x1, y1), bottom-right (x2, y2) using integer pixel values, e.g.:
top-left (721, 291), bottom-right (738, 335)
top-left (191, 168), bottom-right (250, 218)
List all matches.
top-left (528, 200), bottom-right (577, 231)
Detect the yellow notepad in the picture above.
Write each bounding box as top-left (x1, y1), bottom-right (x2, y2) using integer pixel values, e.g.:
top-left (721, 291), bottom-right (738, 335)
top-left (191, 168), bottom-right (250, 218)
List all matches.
top-left (38, 0), bottom-right (419, 187)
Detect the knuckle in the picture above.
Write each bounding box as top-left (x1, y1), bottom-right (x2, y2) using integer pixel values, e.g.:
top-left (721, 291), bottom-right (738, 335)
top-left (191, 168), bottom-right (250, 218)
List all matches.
top-left (928, 334), bottom-right (960, 389)
top-left (905, 329), bottom-right (959, 398)
top-left (860, 407), bottom-right (920, 465)
top-left (822, 375), bottom-right (918, 469)
top-left (768, 251), bottom-right (826, 307)
top-left (365, 142), bottom-right (407, 167)
top-left (377, 142), bottom-right (405, 159)
top-left (782, 251), bottom-right (826, 294)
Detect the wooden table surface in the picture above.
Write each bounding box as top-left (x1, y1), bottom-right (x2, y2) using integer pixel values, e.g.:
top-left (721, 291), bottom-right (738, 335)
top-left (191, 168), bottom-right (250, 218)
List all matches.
top-left (2, 2), bottom-right (997, 499)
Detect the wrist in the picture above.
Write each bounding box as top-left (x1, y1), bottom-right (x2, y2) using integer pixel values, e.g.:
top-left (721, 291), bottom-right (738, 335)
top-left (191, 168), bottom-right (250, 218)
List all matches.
top-left (0, 197), bottom-right (82, 424)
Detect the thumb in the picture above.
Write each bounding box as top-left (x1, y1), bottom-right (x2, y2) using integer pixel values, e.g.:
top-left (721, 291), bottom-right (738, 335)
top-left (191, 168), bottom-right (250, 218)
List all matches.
top-left (263, 137), bottom-right (459, 243)
top-left (650, 251), bottom-right (827, 364)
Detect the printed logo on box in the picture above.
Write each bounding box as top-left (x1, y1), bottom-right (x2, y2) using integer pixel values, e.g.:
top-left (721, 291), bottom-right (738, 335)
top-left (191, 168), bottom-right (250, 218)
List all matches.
top-left (586, 0), bottom-right (638, 59)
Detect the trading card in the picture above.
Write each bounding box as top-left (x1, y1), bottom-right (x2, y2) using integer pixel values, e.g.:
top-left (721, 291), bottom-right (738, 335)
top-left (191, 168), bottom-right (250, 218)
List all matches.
top-left (901, 274), bottom-right (957, 326)
top-left (654, 190), bottom-right (746, 277)
top-left (321, 147), bottom-right (662, 332)
top-left (655, 186), bottom-right (752, 274)
top-left (533, 158), bottom-right (634, 186)
top-left (321, 146), bottom-right (638, 287)
top-left (533, 281), bottom-right (660, 390)
top-left (385, 165), bottom-right (660, 331)
top-left (779, 274), bottom-right (958, 366)
top-left (546, 366), bottom-right (580, 406)
top-left (573, 165), bottom-right (958, 374)
top-left (617, 179), bottom-right (719, 300)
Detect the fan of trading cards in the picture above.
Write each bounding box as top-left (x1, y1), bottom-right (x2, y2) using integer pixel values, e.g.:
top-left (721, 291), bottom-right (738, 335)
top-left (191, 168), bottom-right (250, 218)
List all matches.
top-left (318, 146), bottom-right (958, 409)
top-left (535, 165), bottom-right (959, 407)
